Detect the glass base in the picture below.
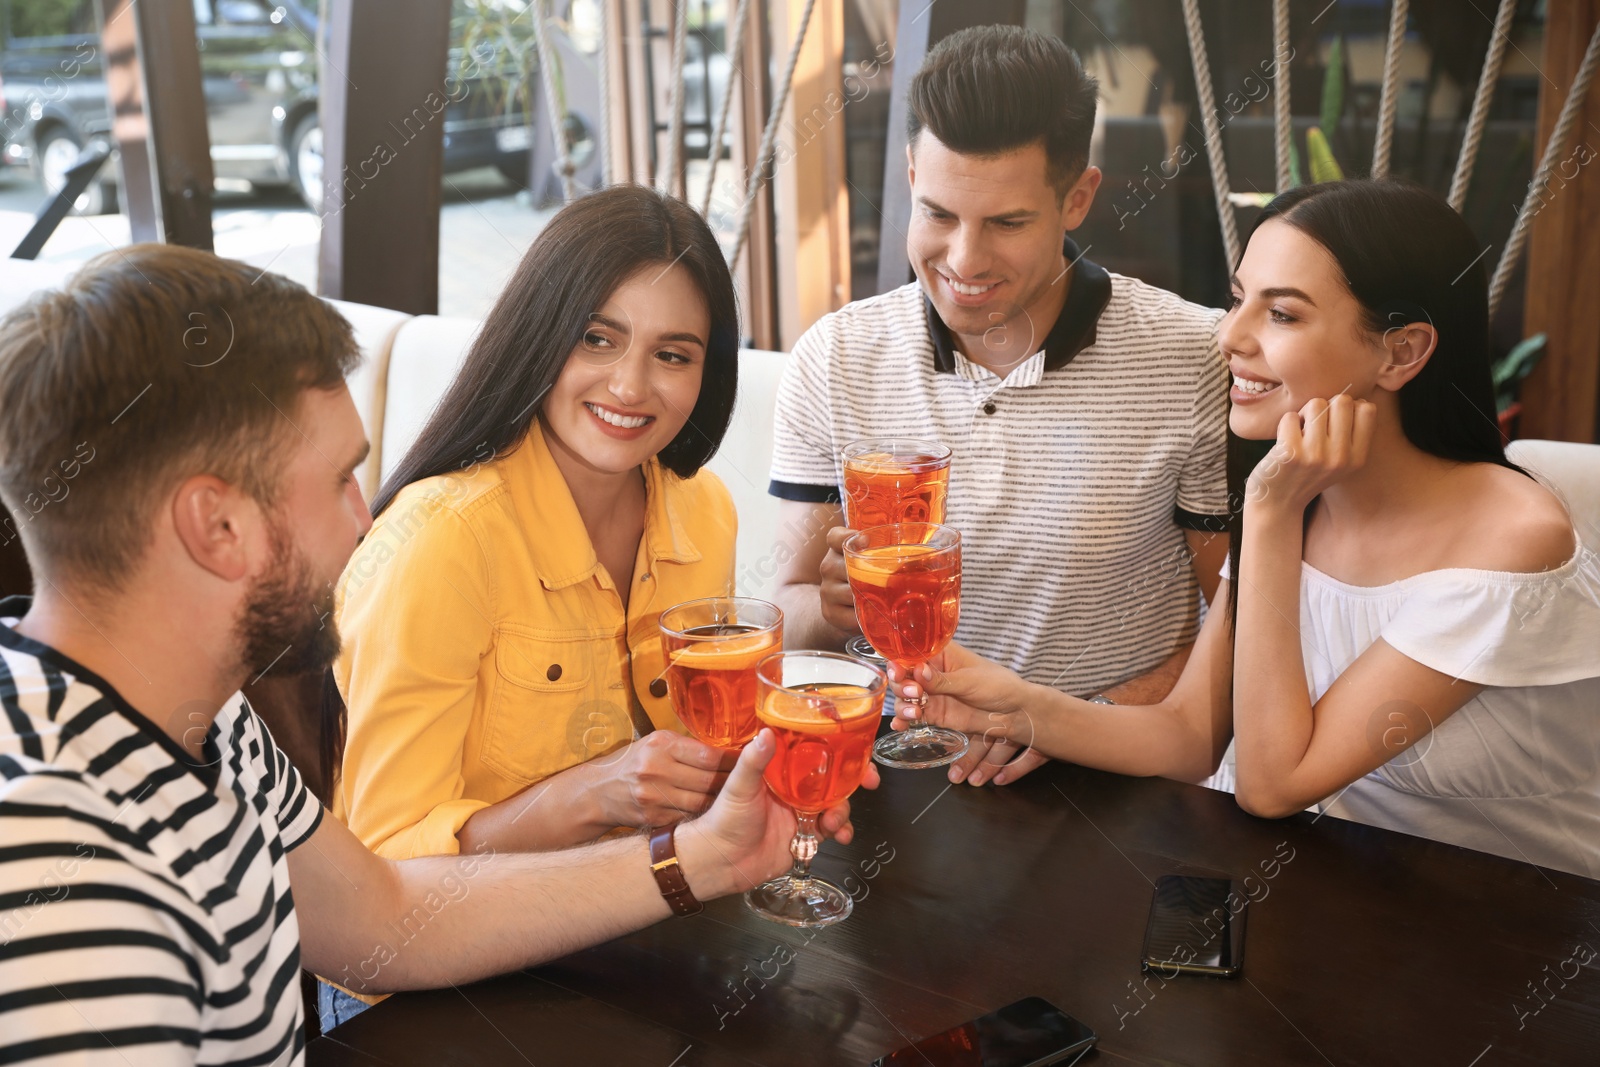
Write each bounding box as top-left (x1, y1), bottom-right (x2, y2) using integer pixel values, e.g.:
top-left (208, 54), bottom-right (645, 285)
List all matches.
top-left (744, 875), bottom-right (854, 928)
top-left (843, 635), bottom-right (888, 665)
top-left (873, 725), bottom-right (969, 770)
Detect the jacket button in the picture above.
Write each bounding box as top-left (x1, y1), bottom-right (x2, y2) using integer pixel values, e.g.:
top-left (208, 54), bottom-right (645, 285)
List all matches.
top-left (546, 663), bottom-right (563, 682)
top-left (983, 401), bottom-right (997, 415)
top-left (649, 678), bottom-right (668, 699)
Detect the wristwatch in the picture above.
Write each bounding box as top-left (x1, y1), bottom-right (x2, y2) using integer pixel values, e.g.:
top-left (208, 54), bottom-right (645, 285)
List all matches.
top-left (1088, 694), bottom-right (1116, 705)
top-left (647, 825), bottom-right (704, 916)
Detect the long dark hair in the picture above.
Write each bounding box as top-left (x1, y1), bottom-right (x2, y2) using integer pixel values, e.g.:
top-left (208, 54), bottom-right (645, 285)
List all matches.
top-left (1224, 179), bottom-right (1520, 620)
top-left (370, 183), bottom-right (739, 518)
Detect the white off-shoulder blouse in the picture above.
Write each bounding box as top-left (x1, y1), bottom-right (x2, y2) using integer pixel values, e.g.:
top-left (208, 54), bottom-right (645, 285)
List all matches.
top-left (1215, 543), bottom-right (1600, 879)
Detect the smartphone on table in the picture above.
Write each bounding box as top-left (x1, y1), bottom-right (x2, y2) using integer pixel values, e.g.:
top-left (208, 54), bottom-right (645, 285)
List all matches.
top-left (1141, 874), bottom-right (1248, 978)
top-left (869, 996), bottom-right (1096, 1066)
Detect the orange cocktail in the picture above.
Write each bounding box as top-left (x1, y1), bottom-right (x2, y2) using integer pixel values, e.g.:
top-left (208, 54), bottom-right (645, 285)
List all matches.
top-left (745, 651), bottom-right (885, 928)
top-left (659, 598), bottom-right (783, 750)
top-left (759, 683), bottom-right (881, 813)
top-left (841, 439), bottom-right (952, 530)
top-left (847, 542), bottom-right (961, 671)
top-left (843, 523), bottom-right (968, 770)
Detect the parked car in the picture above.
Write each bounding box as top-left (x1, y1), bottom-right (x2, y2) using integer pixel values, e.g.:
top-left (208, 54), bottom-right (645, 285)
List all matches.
top-left (0, 0), bottom-right (537, 214)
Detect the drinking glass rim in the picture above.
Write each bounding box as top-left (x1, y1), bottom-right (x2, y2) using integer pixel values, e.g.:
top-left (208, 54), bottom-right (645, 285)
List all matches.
top-left (840, 438), bottom-right (953, 468)
top-left (658, 596), bottom-right (784, 641)
top-left (754, 649), bottom-right (887, 707)
top-left (841, 522), bottom-right (961, 558)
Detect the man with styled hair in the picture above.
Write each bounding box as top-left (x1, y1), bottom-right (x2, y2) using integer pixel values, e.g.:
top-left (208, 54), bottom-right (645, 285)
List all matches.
top-left (770, 25), bottom-right (1230, 786)
top-left (0, 245), bottom-right (868, 1063)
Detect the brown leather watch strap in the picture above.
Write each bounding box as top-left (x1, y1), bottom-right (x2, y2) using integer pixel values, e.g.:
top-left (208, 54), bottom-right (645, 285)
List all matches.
top-left (648, 825), bottom-right (703, 917)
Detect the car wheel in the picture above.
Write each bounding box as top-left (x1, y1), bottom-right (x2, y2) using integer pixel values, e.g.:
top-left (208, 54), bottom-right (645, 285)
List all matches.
top-left (288, 115), bottom-right (324, 213)
top-left (35, 127), bottom-right (111, 216)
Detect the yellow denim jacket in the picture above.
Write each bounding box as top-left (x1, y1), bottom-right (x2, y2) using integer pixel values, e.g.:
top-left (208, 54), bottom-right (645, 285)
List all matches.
top-left (331, 421), bottom-right (735, 860)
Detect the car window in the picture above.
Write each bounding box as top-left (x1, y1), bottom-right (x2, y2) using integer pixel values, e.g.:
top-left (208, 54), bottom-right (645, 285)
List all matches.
top-left (215, 0), bottom-right (274, 25)
top-left (5, 0), bottom-right (97, 41)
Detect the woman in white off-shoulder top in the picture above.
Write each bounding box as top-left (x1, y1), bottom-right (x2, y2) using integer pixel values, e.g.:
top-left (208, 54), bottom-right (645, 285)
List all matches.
top-left (890, 179), bottom-right (1600, 879)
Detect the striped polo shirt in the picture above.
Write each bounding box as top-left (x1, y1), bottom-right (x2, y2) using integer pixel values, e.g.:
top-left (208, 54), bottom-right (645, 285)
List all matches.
top-left (0, 599), bottom-right (322, 1065)
top-left (770, 242), bottom-right (1230, 695)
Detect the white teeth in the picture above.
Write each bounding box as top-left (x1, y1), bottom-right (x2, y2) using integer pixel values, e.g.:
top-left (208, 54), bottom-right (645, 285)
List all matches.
top-left (947, 278), bottom-right (996, 296)
top-left (1232, 375), bottom-right (1278, 395)
top-left (586, 403), bottom-right (652, 429)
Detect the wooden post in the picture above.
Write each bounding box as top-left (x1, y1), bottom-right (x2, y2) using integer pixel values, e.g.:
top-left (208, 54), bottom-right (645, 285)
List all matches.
top-left (771, 0), bottom-right (849, 348)
top-left (1519, 0), bottom-right (1600, 443)
top-left (732, 0), bottom-right (774, 348)
top-left (601, 0), bottom-right (632, 182)
top-left (875, 0), bottom-right (1027, 295)
top-left (317, 0), bottom-right (451, 315)
top-left (97, 0), bottom-right (213, 249)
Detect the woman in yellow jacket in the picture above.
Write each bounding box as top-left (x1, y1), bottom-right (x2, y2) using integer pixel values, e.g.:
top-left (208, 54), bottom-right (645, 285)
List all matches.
top-left (330, 186), bottom-right (741, 889)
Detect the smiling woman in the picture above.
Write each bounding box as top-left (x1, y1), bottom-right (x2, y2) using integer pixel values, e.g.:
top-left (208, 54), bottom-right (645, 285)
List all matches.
top-left (320, 185), bottom-right (742, 1022)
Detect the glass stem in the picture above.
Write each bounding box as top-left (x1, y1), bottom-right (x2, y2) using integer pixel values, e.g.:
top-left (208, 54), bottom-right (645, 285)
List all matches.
top-left (903, 691), bottom-right (931, 733)
top-left (788, 811), bottom-right (820, 883)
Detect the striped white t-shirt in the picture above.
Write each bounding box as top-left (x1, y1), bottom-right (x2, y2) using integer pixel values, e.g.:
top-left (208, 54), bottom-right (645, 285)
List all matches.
top-left (770, 248), bottom-right (1230, 695)
top-left (0, 600), bottom-right (323, 1065)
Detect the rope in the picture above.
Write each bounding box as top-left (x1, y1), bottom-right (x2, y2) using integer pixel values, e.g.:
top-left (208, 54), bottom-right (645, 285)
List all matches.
top-left (1267, 0), bottom-right (1292, 191)
top-left (662, 0), bottom-right (690, 197)
top-left (729, 0), bottom-right (820, 272)
top-left (1448, 0), bottom-right (1514, 211)
top-left (598, 0), bottom-right (613, 186)
top-left (1180, 0), bottom-right (1240, 268)
top-left (1272, 0), bottom-right (1291, 192)
top-left (1488, 16), bottom-right (1600, 322)
top-left (1371, 0), bottom-right (1408, 178)
top-left (700, 0), bottom-right (752, 217)
top-left (531, 0), bottom-right (577, 202)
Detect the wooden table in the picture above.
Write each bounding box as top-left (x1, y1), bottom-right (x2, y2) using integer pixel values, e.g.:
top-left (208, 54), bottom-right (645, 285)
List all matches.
top-left (308, 741), bottom-right (1600, 1066)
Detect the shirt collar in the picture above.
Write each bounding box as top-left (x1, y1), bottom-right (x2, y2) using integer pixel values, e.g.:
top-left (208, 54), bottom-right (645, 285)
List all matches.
top-left (511, 422), bottom-right (702, 592)
top-left (924, 235), bottom-right (1112, 376)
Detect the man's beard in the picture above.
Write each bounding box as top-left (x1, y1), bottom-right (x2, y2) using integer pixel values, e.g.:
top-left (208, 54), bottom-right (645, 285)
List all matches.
top-left (235, 521), bottom-right (341, 682)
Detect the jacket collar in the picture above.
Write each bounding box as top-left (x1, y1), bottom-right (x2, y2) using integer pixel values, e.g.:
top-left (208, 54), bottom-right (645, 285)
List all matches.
top-left (510, 422), bottom-right (701, 592)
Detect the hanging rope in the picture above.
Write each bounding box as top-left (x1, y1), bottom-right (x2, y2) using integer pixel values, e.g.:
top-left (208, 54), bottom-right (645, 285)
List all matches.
top-left (729, 0), bottom-right (820, 272)
top-left (531, 0), bottom-right (577, 202)
top-left (1487, 16), bottom-right (1600, 322)
top-left (1372, 0), bottom-right (1408, 178)
top-left (1180, 0), bottom-right (1240, 268)
top-left (597, 0), bottom-right (613, 186)
top-left (1272, 0), bottom-right (1291, 193)
top-left (1448, 0), bottom-right (1514, 211)
top-left (700, 0), bottom-right (752, 217)
top-left (661, 0), bottom-right (691, 197)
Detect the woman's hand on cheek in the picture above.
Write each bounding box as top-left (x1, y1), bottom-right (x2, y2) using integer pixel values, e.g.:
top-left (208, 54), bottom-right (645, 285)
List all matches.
top-left (1246, 393), bottom-right (1377, 513)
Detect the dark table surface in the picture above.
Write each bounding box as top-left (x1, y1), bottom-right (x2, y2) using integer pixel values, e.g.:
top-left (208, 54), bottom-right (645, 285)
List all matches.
top-left (308, 740), bottom-right (1600, 1067)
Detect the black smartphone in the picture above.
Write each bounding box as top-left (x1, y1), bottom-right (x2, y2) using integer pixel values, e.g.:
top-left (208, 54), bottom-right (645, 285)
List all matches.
top-left (1140, 874), bottom-right (1247, 978)
top-left (869, 996), bottom-right (1096, 1067)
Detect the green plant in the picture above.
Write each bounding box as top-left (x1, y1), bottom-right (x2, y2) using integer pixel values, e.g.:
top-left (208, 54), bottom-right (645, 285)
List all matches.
top-left (1491, 334), bottom-right (1547, 413)
top-left (455, 0), bottom-right (540, 121)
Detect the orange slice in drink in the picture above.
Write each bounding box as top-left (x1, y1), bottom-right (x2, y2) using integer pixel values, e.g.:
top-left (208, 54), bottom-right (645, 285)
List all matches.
top-left (666, 632), bottom-right (780, 672)
top-left (846, 542), bottom-right (940, 587)
top-left (758, 684), bottom-right (877, 734)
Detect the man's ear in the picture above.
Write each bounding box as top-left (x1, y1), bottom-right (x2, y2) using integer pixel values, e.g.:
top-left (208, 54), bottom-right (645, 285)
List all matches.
top-left (1375, 321), bottom-right (1438, 391)
top-left (905, 139), bottom-right (916, 192)
top-left (1062, 165), bottom-right (1102, 230)
top-left (170, 474), bottom-right (257, 582)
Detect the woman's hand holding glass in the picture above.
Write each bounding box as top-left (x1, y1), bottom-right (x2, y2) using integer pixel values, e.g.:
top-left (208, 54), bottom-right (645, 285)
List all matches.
top-left (889, 642), bottom-right (1049, 786)
top-left (591, 731), bottom-right (737, 829)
